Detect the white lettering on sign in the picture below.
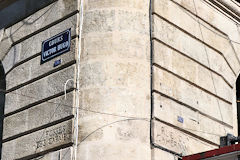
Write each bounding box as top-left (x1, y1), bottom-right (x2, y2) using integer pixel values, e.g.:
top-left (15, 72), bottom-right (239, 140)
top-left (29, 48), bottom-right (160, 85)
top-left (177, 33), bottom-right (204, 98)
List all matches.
top-left (41, 29), bottom-right (71, 64)
top-left (57, 41), bottom-right (69, 51)
top-left (43, 47), bottom-right (57, 57)
top-left (49, 35), bottom-right (63, 47)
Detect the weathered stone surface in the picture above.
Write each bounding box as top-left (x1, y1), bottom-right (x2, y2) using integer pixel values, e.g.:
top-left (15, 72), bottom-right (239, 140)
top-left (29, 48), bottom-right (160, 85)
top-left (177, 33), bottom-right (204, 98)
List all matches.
top-left (34, 147), bottom-right (72, 160)
top-left (2, 14), bottom-right (77, 73)
top-left (172, 0), bottom-right (196, 13)
top-left (2, 120), bottom-right (73, 160)
top-left (153, 40), bottom-right (232, 102)
top-left (83, 10), bottom-right (148, 35)
top-left (153, 66), bottom-right (232, 125)
top-left (200, 24), bottom-right (240, 74)
top-left (154, 0), bottom-right (240, 74)
top-left (193, 0), bottom-right (240, 42)
top-left (82, 32), bottom-right (150, 61)
top-left (153, 0), bottom-right (202, 39)
top-left (82, 32), bottom-right (149, 62)
top-left (153, 120), bottom-right (216, 156)
top-left (83, 10), bottom-right (116, 34)
top-left (116, 10), bottom-right (149, 35)
top-left (80, 61), bottom-right (149, 91)
top-left (172, 0), bottom-right (240, 42)
top-left (153, 93), bottom-right (233, 145)
top-left (3, 92), bottom-right (73, 140)
top-left (77, 112), bottom-right (150, 160)
top-left (152, 148), bottom-right (177, 160)
top-left (86, 0), bottom-right (149, 11)
top-left (6, 39), bottom-right (76, 90)
top-left (153, 15), bottom-right (235, 85)
top-left (5, 65), bottom-right (75, 114)
top-left (0, 31), bottom-right (12, 60)
top-left (79, 87), bottom-right (150, 119)
top-left (232, 43), bottom-right (240, 65)
top-left (0, 29), bottom-right (3, 41)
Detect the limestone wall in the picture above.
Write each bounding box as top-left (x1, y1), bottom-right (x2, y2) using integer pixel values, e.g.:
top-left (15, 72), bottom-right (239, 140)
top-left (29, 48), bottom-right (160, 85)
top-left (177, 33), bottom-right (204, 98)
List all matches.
top-left (151, 0), bottom-right (240, 158)
top-left (1, 0), bottom-right (240, 160)
top-left (0, 0), bottom-right (78, 159)
top-left (77, 0), bottom-right (151, 160)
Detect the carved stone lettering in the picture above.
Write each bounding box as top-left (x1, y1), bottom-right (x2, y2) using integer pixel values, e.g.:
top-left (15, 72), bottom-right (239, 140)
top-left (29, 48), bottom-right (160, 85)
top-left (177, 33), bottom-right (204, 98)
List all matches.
top-left (155, 126), bottom-right (189, 155)
top-left (36, 125), bottom-right (71, 149)
top-left (154, 121), bottom-right (216, 155)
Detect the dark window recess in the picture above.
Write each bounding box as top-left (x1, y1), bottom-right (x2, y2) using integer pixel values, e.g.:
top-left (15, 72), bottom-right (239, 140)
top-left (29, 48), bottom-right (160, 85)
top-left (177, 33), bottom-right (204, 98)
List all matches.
top-left (237, 0), bottom-right (240, 3)
top-left (236, 76), bottom-right (240, 136)
top-left (0, 61), bottom-right (6, 159)
top-left (0, 0), bottom-right (56, 29)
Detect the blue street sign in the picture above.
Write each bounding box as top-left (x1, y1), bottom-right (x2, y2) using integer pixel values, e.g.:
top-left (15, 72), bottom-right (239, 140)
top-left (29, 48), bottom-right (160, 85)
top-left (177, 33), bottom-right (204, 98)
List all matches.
top-left (41, 28), bottom-right (71, 64)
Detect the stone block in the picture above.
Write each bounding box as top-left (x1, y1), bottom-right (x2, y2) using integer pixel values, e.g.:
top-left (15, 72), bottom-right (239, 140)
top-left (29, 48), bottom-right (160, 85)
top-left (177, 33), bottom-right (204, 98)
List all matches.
top-left (152, 148), bottom-right (176, 160)
top-left (6, 39), bottom-right (76, 90)
top-left (34, 147), bottom-right (72, 160)
top-left (82, 32), bottom-right (149, 63)
top-left (77, 113), bottom-right (150, 160)
top-left (86, 0), bottom-right (149, 12)
top-left (2, 14), bottom-right (77, 73)
top-left (232, 43), bottom-right (240, 65)
top-left (153, 66), bottom-right (233, 125)
top-left (79, 87), bottom-right (150, 120)
top-left (153, 15), bottom-right (235, 85)
top-left (153, 93), bottom-right (233, 145)
top-left (83, 10), bottom-right (116, 34)
top-left (153, 0), bottom-right (202, 39)
top-left (200, 23), bottom-right (240, 74)
top-left (80, 61), bottom-right (149, 90)
top-left (0, 32), bottom-right (12, 61)
top-left (3, 92), bottom-right (73, 140)
top-left (153, 120), bottom-right (216, 156)
top-left (153, 0), bottom-right (240, 75)
top-left (193, 0), bottom-right (240, 42)
top-left (2, 120), bottom-right (73, 160)
top-left (172, 0), bottom-right (240, 42)
top-left (153, 40), bottom-right (232, 102)
top-left (171, 0), bottom-right (196, 13)
top-left (5, 65), bottom-right (75, 114)
top-left (81, 32), bottom-right (150, 63)
top-left (83, 9), bottom-right (149, 35)
top-left (116, 10), bottom-right (149, 35)
top-left (205, 47), bottom-right (235, 85)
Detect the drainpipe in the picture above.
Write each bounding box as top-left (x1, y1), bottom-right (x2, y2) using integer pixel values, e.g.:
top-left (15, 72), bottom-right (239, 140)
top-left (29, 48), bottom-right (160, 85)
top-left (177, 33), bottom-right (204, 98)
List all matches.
top-left (73, 0), bottom-right (84, 159)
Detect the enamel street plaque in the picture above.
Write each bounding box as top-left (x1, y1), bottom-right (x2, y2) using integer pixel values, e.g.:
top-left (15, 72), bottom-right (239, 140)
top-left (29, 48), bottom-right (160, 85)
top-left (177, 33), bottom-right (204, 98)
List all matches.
top-left (41, 29), bottom-right (71, 64)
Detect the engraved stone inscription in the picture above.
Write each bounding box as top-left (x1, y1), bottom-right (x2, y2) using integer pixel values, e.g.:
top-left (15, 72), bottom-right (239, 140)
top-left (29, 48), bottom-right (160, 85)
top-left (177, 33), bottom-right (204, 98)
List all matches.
top-left (154, 121), bottom-right (215, 155)
top-left (155, 125), bottom-right (189, 155)
top-left (36, 125), bottom-right (71, 149)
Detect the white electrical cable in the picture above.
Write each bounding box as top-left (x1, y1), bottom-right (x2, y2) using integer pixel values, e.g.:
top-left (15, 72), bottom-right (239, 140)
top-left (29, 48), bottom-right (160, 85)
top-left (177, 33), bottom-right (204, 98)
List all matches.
top-left (73, 0), bottom-right (84, 159)
top-left (64, 79), bottom-right (74, 100)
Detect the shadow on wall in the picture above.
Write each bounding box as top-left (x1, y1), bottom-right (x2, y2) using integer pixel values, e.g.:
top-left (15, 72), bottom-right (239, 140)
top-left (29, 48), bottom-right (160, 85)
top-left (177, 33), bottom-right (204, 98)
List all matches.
top-left (0, 61), bottom-right (6, 159)
top-left (0, 0), bottom-right (55, 30)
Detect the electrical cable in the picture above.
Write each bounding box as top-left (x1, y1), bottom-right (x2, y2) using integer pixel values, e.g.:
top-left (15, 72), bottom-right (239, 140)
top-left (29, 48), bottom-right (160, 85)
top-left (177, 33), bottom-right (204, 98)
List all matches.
top-left (169, 0), bottom-right (240, 45)
top-left (1, 88), bottom-right (226, 138)
top-left (192, 0), bottom-right (228, 135)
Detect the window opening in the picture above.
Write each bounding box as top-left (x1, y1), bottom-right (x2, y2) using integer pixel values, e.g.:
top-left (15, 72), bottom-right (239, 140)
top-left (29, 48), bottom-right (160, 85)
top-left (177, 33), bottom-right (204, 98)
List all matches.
top-left (0, 61), bottom-right (6, 159)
